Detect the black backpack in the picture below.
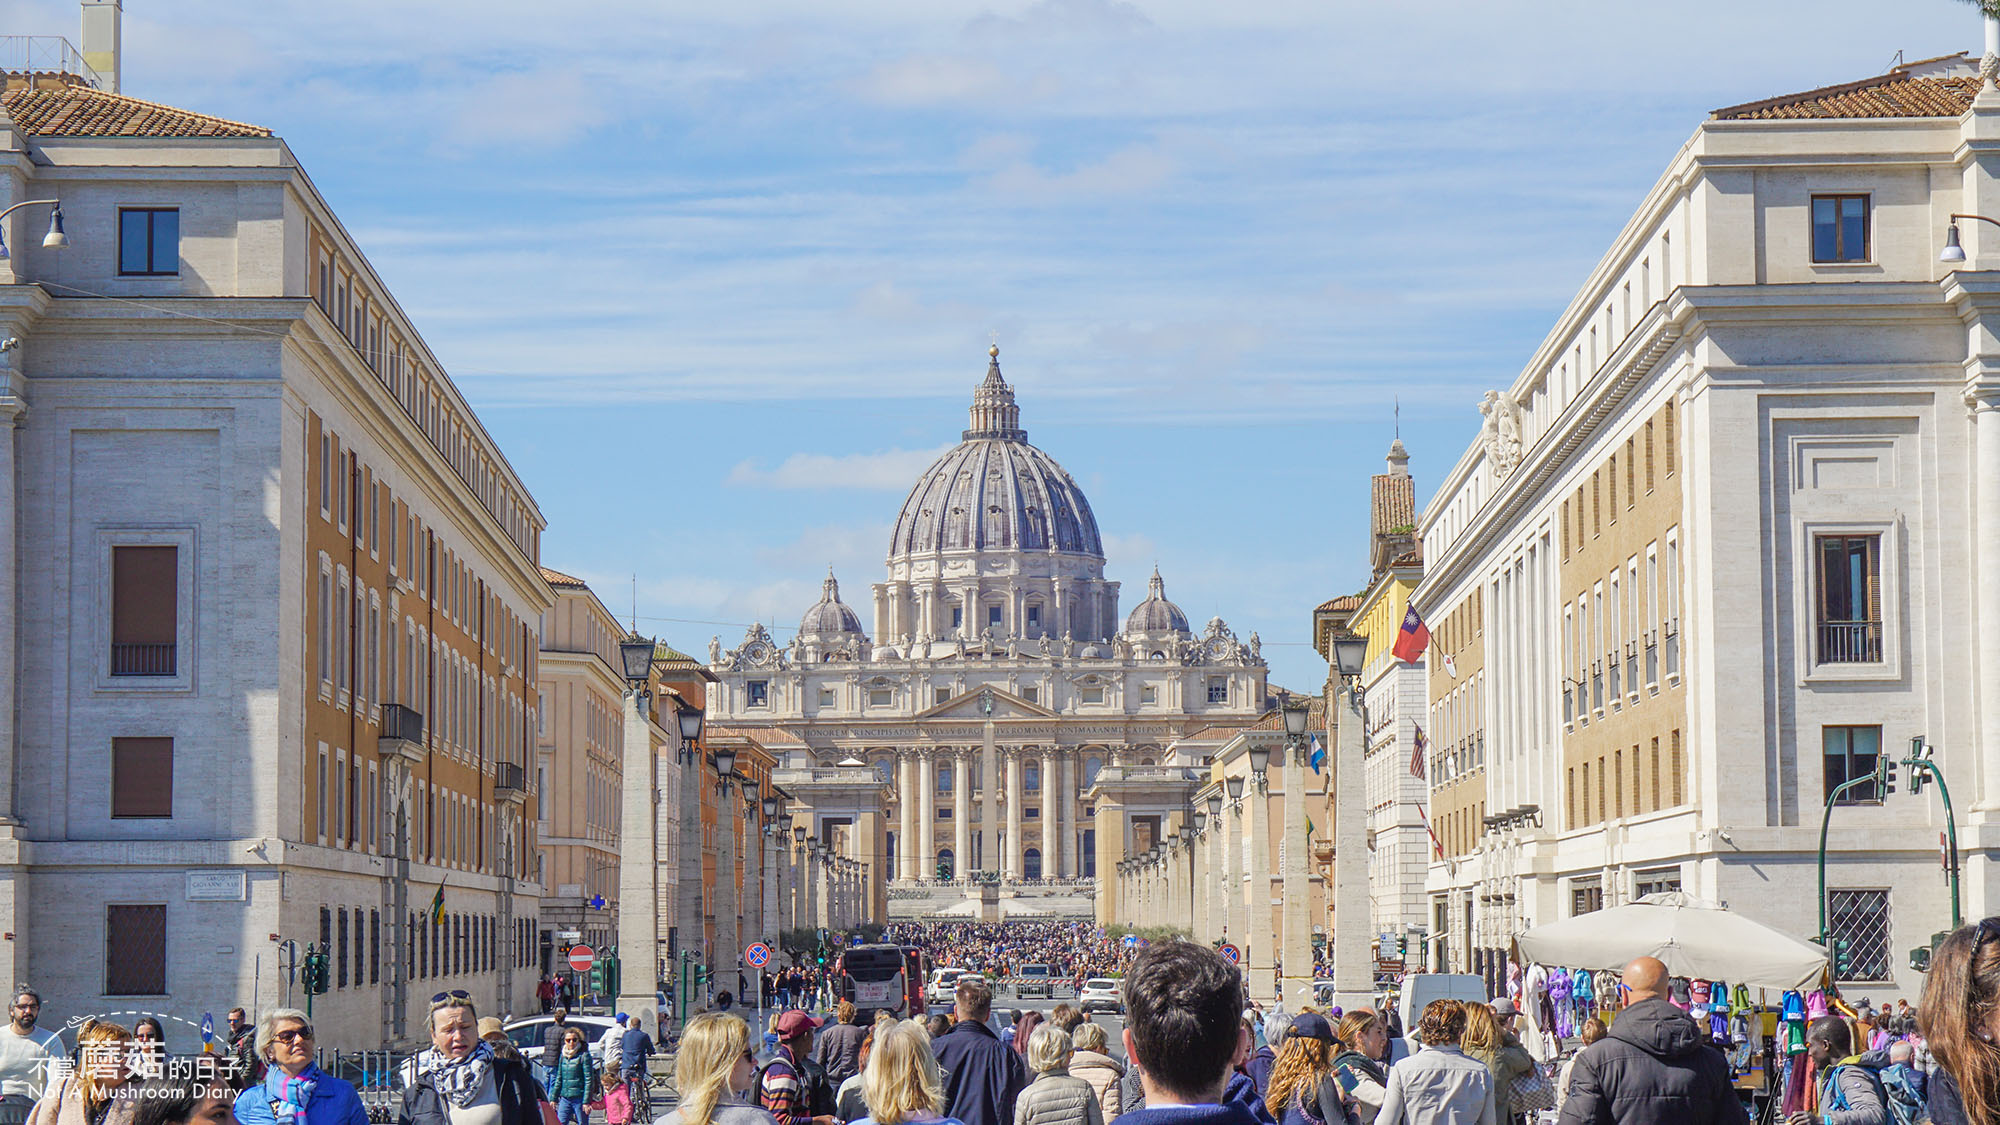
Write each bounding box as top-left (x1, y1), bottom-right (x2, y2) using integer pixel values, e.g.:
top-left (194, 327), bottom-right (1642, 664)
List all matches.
top-left (756, 1054), bottom-right (838, 1119)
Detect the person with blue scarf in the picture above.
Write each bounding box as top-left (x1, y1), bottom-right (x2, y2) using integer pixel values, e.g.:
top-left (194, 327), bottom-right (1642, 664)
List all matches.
top-left (230, 1011), bottom-right (369, 1125)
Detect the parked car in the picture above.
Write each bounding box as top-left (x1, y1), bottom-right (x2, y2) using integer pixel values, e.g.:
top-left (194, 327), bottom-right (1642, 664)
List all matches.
top-left (502, 1014), bottom-right (621, 1067)
top-left (929, 967), bottom-right (973, 1007)
top-left (1078, 978), bottom-right (1123, 1014)
top-left (1017, 963), bottom-right (1053, 1000)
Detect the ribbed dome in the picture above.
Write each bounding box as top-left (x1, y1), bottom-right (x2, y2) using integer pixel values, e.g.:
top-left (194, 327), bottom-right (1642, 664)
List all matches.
top-left (799, 571), bottom-right (866, 637)
top-left (1124, 567), bottom-right (1190, 634)
top-left (889, 348), bottom-right (1103, 560)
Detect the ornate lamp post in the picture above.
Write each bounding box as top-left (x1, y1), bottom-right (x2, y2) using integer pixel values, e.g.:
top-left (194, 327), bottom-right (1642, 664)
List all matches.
top-left (1326, 630), bottom-right (1372, 1010)
top-left (614, 633), bottom-right (663, 1024)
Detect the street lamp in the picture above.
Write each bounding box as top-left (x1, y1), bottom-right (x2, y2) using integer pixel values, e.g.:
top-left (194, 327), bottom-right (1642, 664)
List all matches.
top-left (762, 796), bottom-right (781, 818)
top-left (1226, 775), bottom-right (1245, 801)
top-left (676, 703), bottom-right (705, 744)
top-left (1330, 632), bottom-right (1368, 681)
top-left (1324, 627), bottom-right (1370, 1013)
top-left (713, 747), bottom-right (737, 776)
top-left (0, 199), bottom-right (69, 260)
top-left (1282, 696), bottom-right (1312, 739)
top-left (793, 826), bottom-right (806, 846)
top-left (619, 632), bottom-right (656, 689)
top-left (1207, 792), bottom-right (1224, 818)
top-left (1942, 213), bottom-right (2000, 263)
top-left (1249, 744), bottom-right (1271, 775)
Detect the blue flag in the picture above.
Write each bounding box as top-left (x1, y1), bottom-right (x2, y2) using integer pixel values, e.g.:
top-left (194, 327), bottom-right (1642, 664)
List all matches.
top-left (1309, 735), bottom-right (1325, 774)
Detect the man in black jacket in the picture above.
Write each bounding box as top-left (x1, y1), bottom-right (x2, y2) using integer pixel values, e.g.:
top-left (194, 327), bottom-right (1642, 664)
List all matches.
top-left (935, 977), bottom-right (1028, 1125)
top-left (1556, 957), bottom-right (1749, 1125)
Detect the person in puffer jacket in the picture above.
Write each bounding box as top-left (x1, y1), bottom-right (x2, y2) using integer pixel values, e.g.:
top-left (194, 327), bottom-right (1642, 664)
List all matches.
top-left (1013, 1027), bottom-right (1103, 1125)
top-left (1555, 958), bottom-right (1747, 1125)
top-left (1799, 1018), bottom-right (1891, 1125)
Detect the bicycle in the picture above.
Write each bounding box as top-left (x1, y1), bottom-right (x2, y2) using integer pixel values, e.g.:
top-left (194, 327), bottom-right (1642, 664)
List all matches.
top-left (623, 1072), bottom-right (657, 1125)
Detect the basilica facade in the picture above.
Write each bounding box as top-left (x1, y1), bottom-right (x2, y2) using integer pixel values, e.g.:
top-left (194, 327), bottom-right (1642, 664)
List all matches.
top-left (706, 348), bottom-right (1273, 919)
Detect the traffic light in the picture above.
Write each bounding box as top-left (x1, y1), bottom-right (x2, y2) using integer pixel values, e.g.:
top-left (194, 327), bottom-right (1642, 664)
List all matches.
top-left (1882, 761), bottom-right (1898, 796)
top-left (589, 958), bottom-right (608, 996)
top-left (1834, 938), bottom-right (1852, 979)
top-left (602, 955), bottom-right (620, 999)
top-left (301, 946), bottom-right (330, 996)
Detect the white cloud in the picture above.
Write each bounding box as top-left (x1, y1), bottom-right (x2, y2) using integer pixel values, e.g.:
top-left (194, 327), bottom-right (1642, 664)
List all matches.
top-left (726, 446), bottom-right (954, 490)
top-left (982, 142), bottom-right (1177, 199)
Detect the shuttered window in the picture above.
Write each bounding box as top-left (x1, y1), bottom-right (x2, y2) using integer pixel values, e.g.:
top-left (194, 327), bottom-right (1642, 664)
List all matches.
top-left (111, 738), bottom-right (173, 818)
top-left (1816, 535), bottom-right (1883, 663)
top-left (111, 546), bottom-right (177, 676)
top-left (106, 905), bottom-right (167, 995)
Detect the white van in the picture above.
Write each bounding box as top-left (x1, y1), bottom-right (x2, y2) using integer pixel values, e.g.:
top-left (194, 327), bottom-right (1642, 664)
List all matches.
top-left (1395, 973), bottom-right (1489, 1057)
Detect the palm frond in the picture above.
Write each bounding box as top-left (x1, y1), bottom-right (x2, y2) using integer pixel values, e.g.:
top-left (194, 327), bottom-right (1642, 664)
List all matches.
top-left (1961, 0), bottom-right (2000, 19)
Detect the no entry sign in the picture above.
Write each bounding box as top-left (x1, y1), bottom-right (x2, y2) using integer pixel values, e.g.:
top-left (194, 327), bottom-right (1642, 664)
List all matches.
top-left (568, 944), bottom-right (595, 972)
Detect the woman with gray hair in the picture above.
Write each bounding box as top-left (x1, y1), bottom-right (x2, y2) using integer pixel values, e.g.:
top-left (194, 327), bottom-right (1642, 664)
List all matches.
top-left (397, 994), bottom-right (546, 1125)
top-left (228, 1010), bottom-right (369, 1125)
top-left (1010, 1027), bottom-right (1102, 1125)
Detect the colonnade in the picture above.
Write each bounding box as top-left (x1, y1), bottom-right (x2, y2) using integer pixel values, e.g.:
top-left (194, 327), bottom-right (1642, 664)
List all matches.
top-left (892, 746), bottom-right (1089, 880)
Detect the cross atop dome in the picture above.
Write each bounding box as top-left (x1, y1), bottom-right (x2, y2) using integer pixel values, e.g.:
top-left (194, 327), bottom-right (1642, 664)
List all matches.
top-left (965, 343), bottom-right (1027, 442)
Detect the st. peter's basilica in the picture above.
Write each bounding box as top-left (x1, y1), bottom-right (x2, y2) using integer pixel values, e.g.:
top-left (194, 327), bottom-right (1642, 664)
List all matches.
top-left (706, 348), bottom-right (1276, 920)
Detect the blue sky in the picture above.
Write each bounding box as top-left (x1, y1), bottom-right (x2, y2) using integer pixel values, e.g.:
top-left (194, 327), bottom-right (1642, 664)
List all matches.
top-left (20, 0), bottom-right (1986, 690)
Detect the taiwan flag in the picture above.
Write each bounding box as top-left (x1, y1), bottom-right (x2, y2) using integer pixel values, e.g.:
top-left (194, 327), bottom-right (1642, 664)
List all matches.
top-left (1391, 605), bottom-right (1430, 664)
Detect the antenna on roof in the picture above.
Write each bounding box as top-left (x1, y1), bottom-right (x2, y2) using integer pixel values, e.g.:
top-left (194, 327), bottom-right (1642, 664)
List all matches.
top-left (1886, 49), bottom-right (1904, 73)
top-left (1395, 396), bottom-right (1401, 439)
top-left (631, 574), bottom-right (637, 632)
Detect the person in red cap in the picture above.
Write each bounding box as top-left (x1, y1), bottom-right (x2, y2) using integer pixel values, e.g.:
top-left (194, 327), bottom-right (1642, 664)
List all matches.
top-left (760, 1011), bottom-right (837, 1125)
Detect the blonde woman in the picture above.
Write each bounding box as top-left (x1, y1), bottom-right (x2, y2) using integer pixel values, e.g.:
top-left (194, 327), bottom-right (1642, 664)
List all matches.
top-left (1264, 1014), bottom-right (1354, 1125)
top-left (1012, 1026), bottom-right (1101, 1125)
top-left (662, 1013), bottom-right (777, 1125)
top-left (1331, 1012), bottom-right (1391, 1125)
top-left (1064, 1024), bottom-right (1122, 1121)
top-left (854, 1021), bottom-right (962, 1125)
top-left (1460, 1004), bottom-right (1532, 1119)
top-left (29, 1020), bottom-right (136, 1125)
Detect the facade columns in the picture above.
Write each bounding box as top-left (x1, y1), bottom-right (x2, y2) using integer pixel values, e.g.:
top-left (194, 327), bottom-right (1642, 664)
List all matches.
top-left (1224, 797), bottom-right (1244, 948)
top-left (803, 842), bottom-right (819, 929)
top-left (1063, 760), bottom-right (1080, 878)
top-left (980, 723), bottom-right (998, 873)
top-left (1004, 749), bottom-right (1023, 880)
top-left (897, 752), bottom-right (916, 881)
top-left (1093, 797), bottom-right (1125, 925)
top-left (1976, 395), bottom-right (2000, 816)
top-left (1043, 754), bottom-right (1057, 877)
top-left (717, 778), bottom-right (739, 986)
top-left (1281, 739), bottom-right (1312, 1009)
top-left (1331, 684), bottom-right (1373, 1010)
top-left (1208, 807), bottom-right (1225, 945)
top-left (917, 751), bottom-right (936, 879)
top-left (953, 749), bottom-right (971, 877)
top-left (741, 805), bottom-right (759, 956)
top-left (762, 822), bottom-right (778, 943)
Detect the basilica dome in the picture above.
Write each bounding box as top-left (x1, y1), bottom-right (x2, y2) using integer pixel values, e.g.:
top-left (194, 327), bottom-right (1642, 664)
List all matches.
top-left (1124, 567), bottom-right (1190, 635)
top-left (799, 570), bottom-right (866, 638)
top-left (888, 347), bottom-right (1103, 562)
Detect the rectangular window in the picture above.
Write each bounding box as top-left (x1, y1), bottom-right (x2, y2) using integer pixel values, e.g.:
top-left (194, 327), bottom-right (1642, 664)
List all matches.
top-left (110, 545), bottom-right (178, 676)
top-left (1645, 421), bottom-right (1655, 491)
top-left (1812, 195), bottom-right (1870, 263)
top-left (869, 688), bottom-right (892, 707)
top-left (117, 208), bottom-right (179, 276)
top-left (1816, 534), bottom-right (1883, 663)
top-left (987, 605), bottom-right (1003, 629)
top-left (1613, 750), bottom-right (1624, 818)
top-left (950, 607), bottom-right (963, 629)
top-left (1082, 686), bottom-right (1105, 705)
top-left (337, 909), bottom-right (349, 989)
top-left (1140, 685), bottom-right (1157, 705)
top-left (1607, 454), bottom-right (1617, 522)
top-left (1649, 737), bottom-right (1661, 812)
top-left (1634, 867), bottom-right (1682, 898)
top-left (818, 687), bottom-right (837, 708)
top-left (747, 680), bottom-right (769, 707)
top-left (1664, 402), bottom-right (1677, 475)
top-left (1591, 473), bottom-right (1600, 536)
top-left (106, 905), bottom-right (168, 995)
top-left (1021, 686), bottom-right (1038, 704)
top-left (1670, 728), bottom-right (1684, 806)
top-left (318, 745), bottom-right (329, 841)
top-left (111, 737), bottom-right (173, 818)
top-left (1828, 889), bottom-right (1892, 981)
top-left (1570, 878), bottom-right (1603, 916)
top-left (1207, 677), bottom-right (1228, 704)
top-left (933, 688), bottom-right (950, 708)
top-left (1026, 605), bottom-right (1041, 629)
top-left (1824, 725), bottom-right (1883, 804)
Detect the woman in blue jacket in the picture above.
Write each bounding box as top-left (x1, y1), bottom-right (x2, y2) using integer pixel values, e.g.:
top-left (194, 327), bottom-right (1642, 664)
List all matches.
top-left (231, 1010), bottom-right (371, 1125)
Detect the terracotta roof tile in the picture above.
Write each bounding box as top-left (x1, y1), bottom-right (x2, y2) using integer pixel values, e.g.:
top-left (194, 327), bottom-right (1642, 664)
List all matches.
top-left (1371, 473), bottom-right (1416, 535)
top-left (1315, 594), bottom-right (1361, 614)
top-left (1713, 57), bottom-right (1981, 121)
top-left (2, 77), bottom-right (271, 138)
top-left (539, 566), bottom-right (588, 589)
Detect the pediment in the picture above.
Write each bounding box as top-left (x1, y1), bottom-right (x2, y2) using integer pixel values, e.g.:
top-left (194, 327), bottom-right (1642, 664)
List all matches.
top-left (915, 687), bottom-right (1058, 721)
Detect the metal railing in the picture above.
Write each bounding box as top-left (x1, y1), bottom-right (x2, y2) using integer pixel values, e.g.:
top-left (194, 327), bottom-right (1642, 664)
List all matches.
top-left (0, 37), bottom-right (102, 85)
top-left (111, 642), bottom-right (176, 676)
top-left (380, 703), bottom-right (425, 742)
top-left (495, 761), bottom-right (526, 791)
top-left (1817, 621), bottom-right (1883, 664)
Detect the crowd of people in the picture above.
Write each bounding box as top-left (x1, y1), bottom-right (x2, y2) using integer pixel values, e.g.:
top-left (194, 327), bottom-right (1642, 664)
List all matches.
top-left (877, 924), bottom-right (1132, 980)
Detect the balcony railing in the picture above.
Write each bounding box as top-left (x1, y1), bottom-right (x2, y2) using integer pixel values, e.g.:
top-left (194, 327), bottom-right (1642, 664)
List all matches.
top-left (495, 762), bottom-right (528, 803)
top-left (1664, 622), bottom-right (1680, 675)
top-left (1818, 621), bottom-right (1883, 665)
top-left (1645, 638), bottom-right (1659, 685)
top-left (381, 703), bottom-right (424, 742)
top-left (110, 642), bottom-right (176, 677)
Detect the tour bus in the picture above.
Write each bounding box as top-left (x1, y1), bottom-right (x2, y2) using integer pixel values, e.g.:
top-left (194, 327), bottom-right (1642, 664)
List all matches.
top-left (836, 944), bottom-right (928, 1018)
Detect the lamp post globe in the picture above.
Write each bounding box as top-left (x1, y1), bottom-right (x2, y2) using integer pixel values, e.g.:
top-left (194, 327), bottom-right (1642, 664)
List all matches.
top-left (618, 633), bottom-right (655, 687)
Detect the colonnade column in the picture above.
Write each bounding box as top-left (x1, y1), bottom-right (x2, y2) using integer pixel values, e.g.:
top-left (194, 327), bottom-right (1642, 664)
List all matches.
top-left (1223, 796), bottom-right (1243, 947)
top-left (1246, 765), bottom-right (1274, 1002)
top-left (1043, 754), bottom-right (1057, 877)
top-left (1208, 811), bottom-right (1225, 945)
top-left (917, 751), bottom-right (936, 880)
top-left (1004, 749), bottom-right (1023, 880)
top-left (1063, 759), bottom-right (1080, 878)
top-left (981, 724), bottom-right (998, 874)
top-left (897, 752), bottom-right (916, 881)
top-left (954, 749), bottom-right (971, 877)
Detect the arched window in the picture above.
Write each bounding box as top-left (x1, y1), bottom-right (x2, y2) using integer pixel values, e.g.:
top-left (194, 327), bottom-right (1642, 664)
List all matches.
top-left (1083, 756), bottom-right (1103, 788)
top-left (937, 764), bottom-right (953, 792)
top-left (937, 848), bottom-right (956, 879)
top-left (1024, 848), bottom-right (1042, 879)
top-left (1139, 758), bottom-right (1155, 767)
top-left (875, 759), bottom-right (894, 783)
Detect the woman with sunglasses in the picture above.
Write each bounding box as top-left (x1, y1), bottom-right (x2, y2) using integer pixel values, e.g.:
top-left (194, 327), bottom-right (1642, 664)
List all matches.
top-left (548, 1027), bottom-right (603, 1125)
top-left (398, 993), bottom-right (547, 1125)
top-left (662, 1013), bottom-right (776, 1125)
top-left (229, 1010), bottom-right (369, 1125)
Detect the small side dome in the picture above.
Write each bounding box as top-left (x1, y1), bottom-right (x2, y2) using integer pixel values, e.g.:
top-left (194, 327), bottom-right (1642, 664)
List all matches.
top-left (798, 569), bottom-right (866, 638)
top-left (1124, 567), bottom-right (1190, 635)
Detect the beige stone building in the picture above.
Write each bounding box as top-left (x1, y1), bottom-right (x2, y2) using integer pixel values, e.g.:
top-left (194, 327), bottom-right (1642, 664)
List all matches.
top-left (535, 569), bottom-right (628, 958)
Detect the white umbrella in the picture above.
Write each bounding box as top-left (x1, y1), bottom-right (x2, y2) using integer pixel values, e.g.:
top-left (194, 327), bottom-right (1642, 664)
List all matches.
top-left (1514, 892), bottom-right (1830, 991)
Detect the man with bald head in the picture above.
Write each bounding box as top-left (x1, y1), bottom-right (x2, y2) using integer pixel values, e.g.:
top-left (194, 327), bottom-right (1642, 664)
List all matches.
top-left (1555, 957), bottom-right (1747, 1125)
